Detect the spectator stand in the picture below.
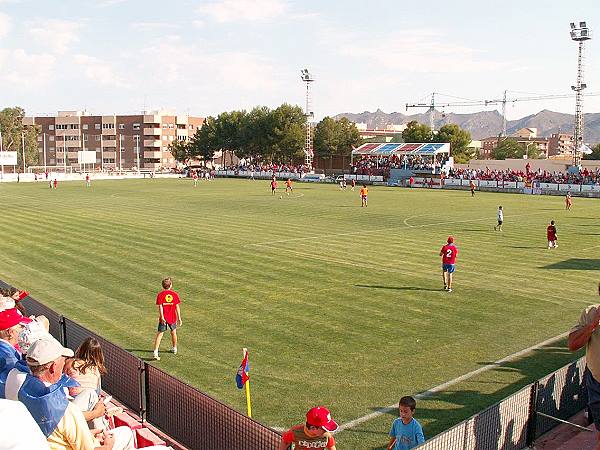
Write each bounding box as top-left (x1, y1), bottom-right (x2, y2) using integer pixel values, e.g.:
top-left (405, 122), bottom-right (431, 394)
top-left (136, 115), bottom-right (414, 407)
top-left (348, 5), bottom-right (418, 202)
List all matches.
top-left (351, 142), bottom-right (451, 183)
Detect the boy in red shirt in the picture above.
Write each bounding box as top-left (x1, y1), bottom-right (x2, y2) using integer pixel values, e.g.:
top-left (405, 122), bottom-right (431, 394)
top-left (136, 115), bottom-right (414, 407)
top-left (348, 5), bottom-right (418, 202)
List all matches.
top-left (547, 220), bottom-right (558, 249)
top-left (440, 236), bottom-right (458, 292)
top-left (271, 178), bottom-right (278, 196)
top-left (279, 406), bottom-right (338, 450)
top-left (152, 277), bottom-right (182, 360)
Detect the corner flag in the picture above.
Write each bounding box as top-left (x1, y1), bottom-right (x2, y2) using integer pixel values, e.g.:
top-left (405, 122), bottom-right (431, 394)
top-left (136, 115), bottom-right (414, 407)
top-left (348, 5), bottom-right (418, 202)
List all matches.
top-left (236, 348), bottom-right (252, 417)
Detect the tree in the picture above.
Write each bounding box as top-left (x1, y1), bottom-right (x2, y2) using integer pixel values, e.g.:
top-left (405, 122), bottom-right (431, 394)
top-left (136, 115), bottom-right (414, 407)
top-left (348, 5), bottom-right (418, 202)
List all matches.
top-left (583, 143), bottom-right (600, 160)
top-left (491, 139), bottom-right (526, 160)
top-left (336, 117), bottom-right (362, 157)
top-left (0, 107), bottom-right (39, 168)
top-left (401, 121), bottom-right (433, 143)
top-left (271, 103), bottom-right (305, 162)
top-left (168, 139), bottom-right (191, 163)
top-left (239, 106), bottom-right (274, 160)
top-left (188, 116), bottom-right (218, 162)
top-left (313, 117), bottom-right (339, 158)
top-left (435, 123), bottom-right (473, 164)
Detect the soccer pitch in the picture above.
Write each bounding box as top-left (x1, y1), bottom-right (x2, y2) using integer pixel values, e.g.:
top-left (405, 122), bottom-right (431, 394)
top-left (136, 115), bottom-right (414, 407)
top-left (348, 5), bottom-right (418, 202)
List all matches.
top-left (0, 178), bottom-right (592, 448)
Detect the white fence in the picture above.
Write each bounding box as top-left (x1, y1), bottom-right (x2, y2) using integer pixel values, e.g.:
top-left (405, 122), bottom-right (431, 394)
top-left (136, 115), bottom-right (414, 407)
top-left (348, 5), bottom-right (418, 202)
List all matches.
top-left (429, 178), bottom-right (600, 193)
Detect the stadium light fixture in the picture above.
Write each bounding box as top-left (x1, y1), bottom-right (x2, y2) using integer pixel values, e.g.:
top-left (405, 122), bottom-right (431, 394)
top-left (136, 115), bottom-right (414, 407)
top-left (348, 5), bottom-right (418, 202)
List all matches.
top-left (570, 20), bottom-right (592, 167)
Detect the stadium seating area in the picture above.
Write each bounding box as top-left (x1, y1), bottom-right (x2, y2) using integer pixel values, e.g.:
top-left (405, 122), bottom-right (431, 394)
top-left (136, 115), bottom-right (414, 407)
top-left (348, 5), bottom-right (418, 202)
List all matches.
top-left (449, 166), bottom-right (600, 185)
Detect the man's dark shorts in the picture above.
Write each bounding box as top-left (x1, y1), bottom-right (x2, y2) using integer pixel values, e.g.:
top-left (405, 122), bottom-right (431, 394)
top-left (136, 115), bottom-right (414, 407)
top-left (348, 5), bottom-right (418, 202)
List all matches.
top-left (158, 321), bottom-right (177, 332)
top-left (584, 367), bottom-right (600, 430)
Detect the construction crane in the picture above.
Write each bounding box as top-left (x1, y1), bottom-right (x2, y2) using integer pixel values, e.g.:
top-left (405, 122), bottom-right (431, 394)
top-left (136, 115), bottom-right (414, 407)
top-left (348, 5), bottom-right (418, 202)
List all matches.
top-left (406, 91), bottom-right (600, 136)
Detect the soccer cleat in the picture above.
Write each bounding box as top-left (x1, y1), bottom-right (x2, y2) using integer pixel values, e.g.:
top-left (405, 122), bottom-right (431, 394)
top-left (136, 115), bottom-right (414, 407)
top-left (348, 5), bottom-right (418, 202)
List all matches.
top-left (443, 285), bottom-right (447, 290)
top-left (447, 288), bottom-right (453, 293)
top-left (153, 351), bottom-right (160, 361)
top-left (171, 347), bottom-right (177, 355)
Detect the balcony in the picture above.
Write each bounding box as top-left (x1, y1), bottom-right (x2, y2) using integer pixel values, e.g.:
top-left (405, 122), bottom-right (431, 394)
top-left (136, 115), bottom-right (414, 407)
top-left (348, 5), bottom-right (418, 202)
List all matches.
top-left (144, 151), bottom-right (161, 159)
top-left (143, 127), bottom-right (161, 136)
top-left (144, 139), bottom-right (161, 147)
top-left (143, 161), bottom-right (161, 169)
top-left (101, 151), bottom-right (116, 159)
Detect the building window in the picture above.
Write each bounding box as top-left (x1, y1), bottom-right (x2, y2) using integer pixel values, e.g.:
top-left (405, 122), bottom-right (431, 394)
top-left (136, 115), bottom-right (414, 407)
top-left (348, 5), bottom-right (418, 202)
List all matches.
top-left (133, 123), bottom-right (140, 130)
top-left (95, 124), bottom-right (101, 130)
top-left (102, 123), bottom-right (115, 129)
top-left (49, 136), bottom-right (55, 142)
top-left (83, 124), bottom-right (88, 130)
top-left (162, 124), bottom-right (168, 129)
top-left (168, 124), bottom-right (174, 129)
top-left (95, 135), bottom-right (101, 141)
top-left (48, 124), bottom-right (55, 131)
top-left (188, 124), bottom-right (194, 130)
top-left (83, 135), bottom-right (88, 141)
top-left (119, 124), bottom-right (125, 130)
top-left (162, 136), bottom-right (168, 141)
top-left (169, 136), bottom-right (174, 141)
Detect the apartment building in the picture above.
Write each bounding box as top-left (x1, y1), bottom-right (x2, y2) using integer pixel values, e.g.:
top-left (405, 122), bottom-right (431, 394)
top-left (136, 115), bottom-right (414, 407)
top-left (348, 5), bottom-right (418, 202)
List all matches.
top-left (480, 133), bottom-right (550, 159)
top-left (23, 111), bottom-right (204, 170)
top-left (547, 133), bottom-right (575, 157)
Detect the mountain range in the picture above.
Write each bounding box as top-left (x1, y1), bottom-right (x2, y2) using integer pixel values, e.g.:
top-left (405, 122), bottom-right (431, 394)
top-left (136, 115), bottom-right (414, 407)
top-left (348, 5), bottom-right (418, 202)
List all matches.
top-left (334, 109), bottom-right (600, 143)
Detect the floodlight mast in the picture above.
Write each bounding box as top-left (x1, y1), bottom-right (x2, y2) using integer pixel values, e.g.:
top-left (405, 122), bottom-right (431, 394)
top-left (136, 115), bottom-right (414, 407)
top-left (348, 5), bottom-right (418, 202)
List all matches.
top-left (570, 21), bottom-right (592, 167)
top-left (300, 69), bottom-right (314, 169)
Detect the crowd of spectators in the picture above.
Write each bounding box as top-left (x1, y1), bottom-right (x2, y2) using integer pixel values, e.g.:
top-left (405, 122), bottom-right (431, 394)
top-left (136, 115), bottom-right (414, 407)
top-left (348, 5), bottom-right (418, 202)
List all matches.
top-left (449, 165), bottom-right (600, 185)
top-left (350, 155), bottom-right (449, 177)
top-left (0, 289), bottom-right (170, 450)
top-left (221, 162), bottom-right (311, 174)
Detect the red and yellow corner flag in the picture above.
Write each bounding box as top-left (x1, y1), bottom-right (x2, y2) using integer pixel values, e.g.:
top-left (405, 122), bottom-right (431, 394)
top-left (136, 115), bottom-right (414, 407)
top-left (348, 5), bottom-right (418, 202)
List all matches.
top-left (235, 348), bottom-right (252, 417)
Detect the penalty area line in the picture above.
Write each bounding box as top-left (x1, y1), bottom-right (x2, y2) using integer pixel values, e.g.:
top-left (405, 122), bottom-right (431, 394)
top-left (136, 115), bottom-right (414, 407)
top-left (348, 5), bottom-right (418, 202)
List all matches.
top-left (335, 331), bottom-right (569, 433)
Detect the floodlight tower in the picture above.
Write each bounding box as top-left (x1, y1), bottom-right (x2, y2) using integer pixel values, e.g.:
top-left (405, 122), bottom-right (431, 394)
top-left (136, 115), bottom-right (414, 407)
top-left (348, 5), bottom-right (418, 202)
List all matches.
top-left (300, 69), bottom-right (314, 169)
top-left (570, 21), bottom-right (592, 167)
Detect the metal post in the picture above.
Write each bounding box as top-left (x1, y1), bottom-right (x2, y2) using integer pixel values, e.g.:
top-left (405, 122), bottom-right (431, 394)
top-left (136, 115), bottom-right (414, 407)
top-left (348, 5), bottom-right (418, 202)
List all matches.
top-left (43, 132), bottom-right (47, 173)
top-left (526, 381), bottom-right (540, 447)
top-left (21, 132), bottom-right (26, 174)
top-left (63, 135), bottom-right (66, 173)
top-left (135, 135), bottom-right (140, 171)
top-left (119, 135), bottom-right (123, 173)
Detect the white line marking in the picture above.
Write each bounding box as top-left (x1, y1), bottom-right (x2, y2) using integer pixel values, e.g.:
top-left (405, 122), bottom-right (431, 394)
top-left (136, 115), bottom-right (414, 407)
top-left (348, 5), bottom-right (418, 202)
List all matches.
top-left (335, 331), bottom-right (569, 432)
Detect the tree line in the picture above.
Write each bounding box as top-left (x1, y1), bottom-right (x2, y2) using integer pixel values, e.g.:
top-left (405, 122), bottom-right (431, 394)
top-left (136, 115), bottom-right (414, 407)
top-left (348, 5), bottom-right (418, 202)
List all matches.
top-left (170, 104), bottom-right (363, 164)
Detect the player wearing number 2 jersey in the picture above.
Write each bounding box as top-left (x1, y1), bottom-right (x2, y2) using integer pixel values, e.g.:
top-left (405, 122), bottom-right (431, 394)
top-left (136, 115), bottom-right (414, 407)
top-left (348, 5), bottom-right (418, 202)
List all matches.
top-left (440, 236), bottom-right (458, 293)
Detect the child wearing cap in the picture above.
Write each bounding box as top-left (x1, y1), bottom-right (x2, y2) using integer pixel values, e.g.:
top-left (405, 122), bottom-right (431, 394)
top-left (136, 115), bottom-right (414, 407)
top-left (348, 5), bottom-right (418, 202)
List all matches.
top-left (387, 396), bottom-right (425, 450)
top-left (279, 406), bottom-right (338, 450)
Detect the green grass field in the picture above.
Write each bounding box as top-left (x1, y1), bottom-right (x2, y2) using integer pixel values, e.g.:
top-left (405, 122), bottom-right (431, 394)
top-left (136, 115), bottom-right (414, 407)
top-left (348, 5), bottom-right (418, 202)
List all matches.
top-left (0, 178), bottom-right (593, 449)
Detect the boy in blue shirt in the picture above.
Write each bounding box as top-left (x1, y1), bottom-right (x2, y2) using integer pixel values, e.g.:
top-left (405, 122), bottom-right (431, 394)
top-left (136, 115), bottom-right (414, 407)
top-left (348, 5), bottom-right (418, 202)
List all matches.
top-left (387, 396), bottom-right (425, 450)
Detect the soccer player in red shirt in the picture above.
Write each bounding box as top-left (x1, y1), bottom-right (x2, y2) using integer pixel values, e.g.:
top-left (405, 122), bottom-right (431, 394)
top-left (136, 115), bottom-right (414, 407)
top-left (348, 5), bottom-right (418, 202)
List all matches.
top-left (279, 406), bottom-right (338, 450)
top-left (547, 220), bottom-right (558, 249)
top-left (271, 178), bottom-right (278, 196)
top-left (440, 236), bottom-right (458, 292)
top-left (152, 277), bottom-right (182, 361)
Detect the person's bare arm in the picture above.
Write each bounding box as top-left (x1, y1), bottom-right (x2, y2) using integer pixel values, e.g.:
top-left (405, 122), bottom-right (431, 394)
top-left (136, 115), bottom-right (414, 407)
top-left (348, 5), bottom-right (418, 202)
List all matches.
top-left (568, 306), bottom-right (600, 351)
top-left (82, 401), bottom-right (106, 421)
top-left (158, 305), bottom-right (165, 323)
top-left (176, 304), bottom-right (182, 326)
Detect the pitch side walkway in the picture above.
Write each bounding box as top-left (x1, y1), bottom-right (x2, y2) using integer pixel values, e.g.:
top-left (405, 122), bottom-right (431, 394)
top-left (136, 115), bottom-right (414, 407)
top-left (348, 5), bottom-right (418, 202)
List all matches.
top-left (534, 410), bottom-right (598, 450)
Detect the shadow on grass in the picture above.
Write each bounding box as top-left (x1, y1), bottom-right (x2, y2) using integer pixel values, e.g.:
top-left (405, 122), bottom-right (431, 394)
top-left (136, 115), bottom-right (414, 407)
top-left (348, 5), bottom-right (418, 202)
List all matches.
top-left (355, 284), bottom-right (442, 292)
top-left (124, 348), bottom-right (158, 362)
top-left (508, 245), bottom-right (540, 249)
top-left (542, 259), bottom-right (600, 270)
top-left (342, 340), bottom-right (583, 450)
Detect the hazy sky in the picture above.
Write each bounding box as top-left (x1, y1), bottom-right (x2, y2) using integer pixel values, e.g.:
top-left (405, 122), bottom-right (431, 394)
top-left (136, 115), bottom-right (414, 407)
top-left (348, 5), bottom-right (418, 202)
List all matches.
top-left (1, 0), bottom-right (599, 122)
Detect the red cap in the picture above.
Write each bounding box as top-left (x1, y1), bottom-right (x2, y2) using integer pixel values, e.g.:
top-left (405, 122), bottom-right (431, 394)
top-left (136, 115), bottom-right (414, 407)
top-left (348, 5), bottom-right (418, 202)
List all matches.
top-left (0, 308), bottom-right (32, 330)
top-left (306, 406), bottom-right (338, 432)
top-left (447, 236), bottom-right (454, 243)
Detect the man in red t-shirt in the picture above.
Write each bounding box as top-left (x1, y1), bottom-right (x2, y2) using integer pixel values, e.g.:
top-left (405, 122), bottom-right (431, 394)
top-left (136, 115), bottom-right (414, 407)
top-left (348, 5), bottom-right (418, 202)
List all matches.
top-left (440, 236), bottom-right (458, 293)
top-left (279, 406), bottom-right (338, 450)
top-left (152, 277), bottom-right (182, 361)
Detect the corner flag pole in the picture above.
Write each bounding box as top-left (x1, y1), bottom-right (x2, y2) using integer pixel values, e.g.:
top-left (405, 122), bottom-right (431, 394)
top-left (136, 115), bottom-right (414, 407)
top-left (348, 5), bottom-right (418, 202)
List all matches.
top-left (243, 347), bottom-right (252, 418)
